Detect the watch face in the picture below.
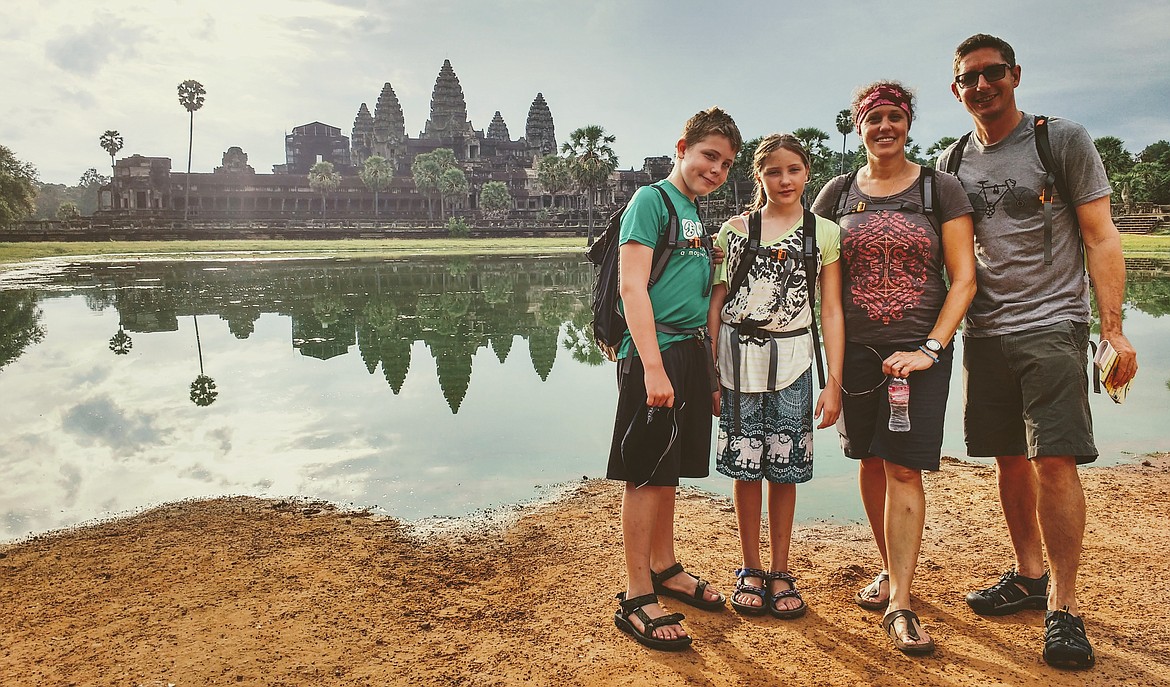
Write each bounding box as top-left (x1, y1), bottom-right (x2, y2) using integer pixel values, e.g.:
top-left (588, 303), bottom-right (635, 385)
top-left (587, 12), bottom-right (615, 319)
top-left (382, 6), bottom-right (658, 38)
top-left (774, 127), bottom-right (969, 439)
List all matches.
top-left (925, 338), bottom-right (942, 352)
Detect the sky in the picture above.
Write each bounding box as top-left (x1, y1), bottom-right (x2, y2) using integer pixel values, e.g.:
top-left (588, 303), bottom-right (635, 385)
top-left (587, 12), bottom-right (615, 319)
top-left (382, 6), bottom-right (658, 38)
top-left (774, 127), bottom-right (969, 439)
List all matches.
top-left (4, 0), bottom-right (1170, 185)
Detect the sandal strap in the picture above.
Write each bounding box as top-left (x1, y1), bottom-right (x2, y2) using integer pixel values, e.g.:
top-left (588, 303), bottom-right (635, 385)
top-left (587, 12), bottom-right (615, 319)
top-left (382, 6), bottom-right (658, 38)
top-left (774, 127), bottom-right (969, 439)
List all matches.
top-left (768, 570), bottom-right (797, 585)
top-left (771, 588), bottom-right (802, 601)
top-left (735, 567), bottom-right (768, 581)
top-left (641, 612), bottom-right (687, 630)
top-left (986, 569), bottom-right (1047, 604)
top-left (882, 608), bottom-right (923, 642)
top-left (734, 580), bottom-right (767, 597)
top-left (617, 592), bottom-right (660, 614)
top-left (650, 562), bottom-right (685, 586)
top-left (860, 571), bottom-right (889, 597)
top-left (1045, 610), bottom-right (1090, 646)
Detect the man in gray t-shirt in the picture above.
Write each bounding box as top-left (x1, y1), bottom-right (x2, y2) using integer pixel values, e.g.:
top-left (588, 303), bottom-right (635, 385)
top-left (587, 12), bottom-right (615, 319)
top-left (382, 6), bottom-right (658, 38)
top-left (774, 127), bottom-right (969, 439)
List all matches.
top-left (938, 33), bottom-right (1137, 670)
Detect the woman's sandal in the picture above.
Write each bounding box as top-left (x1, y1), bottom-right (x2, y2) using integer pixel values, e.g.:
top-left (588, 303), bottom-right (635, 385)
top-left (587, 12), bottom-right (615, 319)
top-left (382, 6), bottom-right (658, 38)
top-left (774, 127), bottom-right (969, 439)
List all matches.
top-left (650, 562), bottom-right (726, 611)
top-left (729, 567), bottom-right (769, 616)
top-left (767, 571), bottom-right (808, 620)
top-left (614, 592), bottom-right (692, 651)
top-left (882, 608), bottom-right (936, 655)
top-left (855, 570), bottom-right (890, 611)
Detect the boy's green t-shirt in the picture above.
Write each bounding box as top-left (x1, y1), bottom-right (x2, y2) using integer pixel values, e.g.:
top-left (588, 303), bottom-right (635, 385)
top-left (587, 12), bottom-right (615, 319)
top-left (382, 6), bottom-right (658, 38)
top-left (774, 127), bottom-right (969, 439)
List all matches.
top-left (616, 181), bottom-right (712, 359)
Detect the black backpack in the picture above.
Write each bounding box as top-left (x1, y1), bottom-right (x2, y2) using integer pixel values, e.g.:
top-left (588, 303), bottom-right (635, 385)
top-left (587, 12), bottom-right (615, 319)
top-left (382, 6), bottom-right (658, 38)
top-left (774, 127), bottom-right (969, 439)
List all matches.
top-left (722, 208), bottom-right (825, 388)
top-left (943, 114), bottom-right (1072, 265)
top-left (586, 183), bottom-right (701, 362)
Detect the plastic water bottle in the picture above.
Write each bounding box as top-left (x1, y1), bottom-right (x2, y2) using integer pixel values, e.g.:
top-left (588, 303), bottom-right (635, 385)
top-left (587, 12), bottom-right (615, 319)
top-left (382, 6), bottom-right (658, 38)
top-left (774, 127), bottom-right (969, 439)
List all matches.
top-left (888, 377), bottom-right (911, 432)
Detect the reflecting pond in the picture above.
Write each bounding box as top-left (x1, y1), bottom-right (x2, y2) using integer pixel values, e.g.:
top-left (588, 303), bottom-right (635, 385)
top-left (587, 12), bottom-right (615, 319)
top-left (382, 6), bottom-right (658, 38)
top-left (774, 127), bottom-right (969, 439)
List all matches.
top-left (1, 254), bottom-right (1167, 541)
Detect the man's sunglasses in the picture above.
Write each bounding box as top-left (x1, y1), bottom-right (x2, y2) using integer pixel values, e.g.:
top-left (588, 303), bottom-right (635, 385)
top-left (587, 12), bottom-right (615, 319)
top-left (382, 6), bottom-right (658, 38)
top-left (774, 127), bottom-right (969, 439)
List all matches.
top-left (954, 63), bottom-right (1012, 89)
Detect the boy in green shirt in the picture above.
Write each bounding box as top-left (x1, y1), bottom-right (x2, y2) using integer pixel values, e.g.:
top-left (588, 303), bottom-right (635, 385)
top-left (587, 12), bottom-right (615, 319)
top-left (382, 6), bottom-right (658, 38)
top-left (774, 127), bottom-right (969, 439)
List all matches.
top-left (609, 107), bottom-right (742, 651)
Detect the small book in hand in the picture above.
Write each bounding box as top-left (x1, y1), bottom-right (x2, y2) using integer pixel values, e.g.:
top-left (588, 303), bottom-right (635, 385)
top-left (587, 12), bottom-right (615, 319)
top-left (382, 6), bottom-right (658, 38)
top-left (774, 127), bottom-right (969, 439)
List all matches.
top-left (1093, 339), bottom-right (1131, 404)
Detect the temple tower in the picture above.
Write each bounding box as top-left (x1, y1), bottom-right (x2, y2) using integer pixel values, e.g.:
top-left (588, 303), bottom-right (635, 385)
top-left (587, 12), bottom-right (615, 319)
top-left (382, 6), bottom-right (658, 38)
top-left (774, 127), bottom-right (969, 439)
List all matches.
top-left (371, 83), bottom-right (408, 165)
top-left (422, 60), bottom-right (474, 140)
top-left (351, 103), bottom-right (374, 166)
top-left (487, 111), bottom-right (510, 140)
top-left (525, 93), bottom-right (556, 157)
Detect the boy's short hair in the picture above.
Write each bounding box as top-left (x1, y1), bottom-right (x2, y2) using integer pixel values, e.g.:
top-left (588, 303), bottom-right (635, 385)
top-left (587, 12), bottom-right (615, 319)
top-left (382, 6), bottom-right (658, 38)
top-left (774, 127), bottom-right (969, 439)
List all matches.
top-left (954, 33), bottom-right (1017, 74)
top-left (680, 107), bottom-right (742, 155)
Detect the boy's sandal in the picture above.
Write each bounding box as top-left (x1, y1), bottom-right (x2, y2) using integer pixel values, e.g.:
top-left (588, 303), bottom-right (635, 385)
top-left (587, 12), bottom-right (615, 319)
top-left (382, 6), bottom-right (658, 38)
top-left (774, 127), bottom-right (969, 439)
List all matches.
top-left (882, 608), bottom-right (936, 655)
top-left (1043, 608), bottom-right (1095, 669)
top-left (651, 562), bottom-right (726, 611)
top-left (613, 592), bottom-right (692, 652)
top-left (729, 567), bottom-right (769, 616)
top-left (767, 571), bottom-right (808, 620)
top-left (855, 570), bottom-right (890, 611)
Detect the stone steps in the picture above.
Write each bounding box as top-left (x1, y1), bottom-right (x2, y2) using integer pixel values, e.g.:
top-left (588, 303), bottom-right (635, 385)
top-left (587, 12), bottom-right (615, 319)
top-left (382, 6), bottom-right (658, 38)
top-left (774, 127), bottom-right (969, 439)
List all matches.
top-left (1114, 215), bottom-right (1163, 234)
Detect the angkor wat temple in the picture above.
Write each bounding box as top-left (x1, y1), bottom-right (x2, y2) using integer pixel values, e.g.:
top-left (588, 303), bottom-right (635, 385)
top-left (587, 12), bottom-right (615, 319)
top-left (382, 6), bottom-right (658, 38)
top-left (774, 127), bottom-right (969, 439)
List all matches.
top-left (99, 60), bottom-right (665, 221)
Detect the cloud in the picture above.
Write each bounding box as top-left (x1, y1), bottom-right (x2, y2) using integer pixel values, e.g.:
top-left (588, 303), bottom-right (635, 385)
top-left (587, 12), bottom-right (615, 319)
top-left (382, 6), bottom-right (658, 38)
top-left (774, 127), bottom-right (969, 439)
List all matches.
top-left (44, 17), bottom-right (146, 77)
top-left (61, 394), bottom-right (171, 454)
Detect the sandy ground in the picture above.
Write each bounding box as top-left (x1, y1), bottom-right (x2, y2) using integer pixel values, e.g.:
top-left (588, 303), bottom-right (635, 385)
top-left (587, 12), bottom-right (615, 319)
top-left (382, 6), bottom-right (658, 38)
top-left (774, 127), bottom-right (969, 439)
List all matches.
top-left (1, 454), bottom-right (1167, 687)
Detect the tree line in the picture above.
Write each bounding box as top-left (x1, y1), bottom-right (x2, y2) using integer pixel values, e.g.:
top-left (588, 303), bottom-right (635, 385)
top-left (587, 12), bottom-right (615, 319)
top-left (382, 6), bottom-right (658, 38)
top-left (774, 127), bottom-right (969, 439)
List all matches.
top-left (3, 90), bottom-right (1168, 227)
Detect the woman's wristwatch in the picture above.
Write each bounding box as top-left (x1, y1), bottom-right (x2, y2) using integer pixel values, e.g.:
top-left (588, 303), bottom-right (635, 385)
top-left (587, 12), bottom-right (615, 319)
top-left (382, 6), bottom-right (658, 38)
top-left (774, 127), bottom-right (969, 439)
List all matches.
top-left (919, 338), bottom-right (942, 364)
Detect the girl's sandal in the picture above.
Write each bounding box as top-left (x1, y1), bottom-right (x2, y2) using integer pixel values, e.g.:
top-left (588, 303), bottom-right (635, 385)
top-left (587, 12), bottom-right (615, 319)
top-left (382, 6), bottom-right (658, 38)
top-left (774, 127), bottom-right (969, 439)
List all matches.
top-left (768, 570), bottom-right (808, 619)
top-left (729, 567), bottom-right (769, 616)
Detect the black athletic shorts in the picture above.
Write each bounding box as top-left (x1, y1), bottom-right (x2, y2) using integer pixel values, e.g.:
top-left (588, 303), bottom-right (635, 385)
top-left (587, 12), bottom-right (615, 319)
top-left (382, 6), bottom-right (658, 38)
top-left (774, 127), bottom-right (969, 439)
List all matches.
top-left (606, 339), bottom-right (714, 486)
top-left (837, 340), bottom-right (953, 472)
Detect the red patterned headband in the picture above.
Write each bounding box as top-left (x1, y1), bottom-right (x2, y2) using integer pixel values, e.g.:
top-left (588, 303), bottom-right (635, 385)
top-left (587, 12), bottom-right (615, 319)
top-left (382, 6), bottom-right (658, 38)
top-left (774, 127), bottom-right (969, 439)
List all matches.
top-left (855, 85), bottom-right (912, 133)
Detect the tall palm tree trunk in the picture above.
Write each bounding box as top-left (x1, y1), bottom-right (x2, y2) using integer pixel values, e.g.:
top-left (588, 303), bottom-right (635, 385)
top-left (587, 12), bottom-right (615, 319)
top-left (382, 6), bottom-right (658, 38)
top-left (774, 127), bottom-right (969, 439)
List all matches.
top-left (586, 187), bottom-right (596, 244)
top-left (184, 111), bottom-right (194, 221)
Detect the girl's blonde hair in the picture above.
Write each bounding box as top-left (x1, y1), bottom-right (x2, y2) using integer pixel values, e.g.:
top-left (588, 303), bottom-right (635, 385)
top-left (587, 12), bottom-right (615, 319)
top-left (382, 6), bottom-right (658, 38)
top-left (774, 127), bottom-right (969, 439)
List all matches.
top-left (749, 134), bottom-right (811, 211)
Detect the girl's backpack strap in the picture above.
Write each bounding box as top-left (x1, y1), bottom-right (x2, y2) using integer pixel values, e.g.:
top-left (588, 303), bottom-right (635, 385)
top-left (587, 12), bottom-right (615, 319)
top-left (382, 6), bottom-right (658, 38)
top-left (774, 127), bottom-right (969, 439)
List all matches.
top-left (801, 209), bottom-right (825, 389)
top-left (724, 210), bottom-right (761, 304)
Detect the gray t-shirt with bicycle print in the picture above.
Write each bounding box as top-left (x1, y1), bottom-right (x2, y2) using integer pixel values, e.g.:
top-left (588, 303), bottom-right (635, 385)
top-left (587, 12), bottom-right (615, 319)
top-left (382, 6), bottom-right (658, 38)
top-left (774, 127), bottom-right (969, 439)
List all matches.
top-left (937, 113), bottom-right (1111, 337)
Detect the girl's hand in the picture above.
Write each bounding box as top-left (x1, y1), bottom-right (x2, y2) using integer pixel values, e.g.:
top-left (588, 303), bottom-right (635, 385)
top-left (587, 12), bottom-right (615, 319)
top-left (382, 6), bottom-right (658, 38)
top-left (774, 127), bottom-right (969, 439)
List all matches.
top-left (814, 386), bottom-right (842, 429)
top-left (881, 349), bottom-right (934, 378)
top-left (643, 366), bottom-right (675, 408)
top-left (711, 388), bottom-right (722, 417)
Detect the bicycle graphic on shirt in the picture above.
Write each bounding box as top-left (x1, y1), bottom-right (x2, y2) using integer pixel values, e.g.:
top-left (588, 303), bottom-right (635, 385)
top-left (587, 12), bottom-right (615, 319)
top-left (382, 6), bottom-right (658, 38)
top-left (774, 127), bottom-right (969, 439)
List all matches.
top-left (971, 178), bottom-right (1039, 220)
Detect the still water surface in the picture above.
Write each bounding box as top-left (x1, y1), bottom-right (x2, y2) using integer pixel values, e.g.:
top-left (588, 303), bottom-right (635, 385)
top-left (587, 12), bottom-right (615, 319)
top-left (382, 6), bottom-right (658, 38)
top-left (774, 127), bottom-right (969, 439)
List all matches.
top-left (1, 254), bottom-right (1167, 541)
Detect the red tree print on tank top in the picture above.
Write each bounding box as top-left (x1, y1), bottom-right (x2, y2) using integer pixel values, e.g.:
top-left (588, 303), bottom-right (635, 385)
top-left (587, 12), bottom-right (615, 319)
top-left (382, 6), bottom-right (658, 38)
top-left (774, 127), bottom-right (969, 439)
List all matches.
top-left (845, 211), bottom-right (931, 324)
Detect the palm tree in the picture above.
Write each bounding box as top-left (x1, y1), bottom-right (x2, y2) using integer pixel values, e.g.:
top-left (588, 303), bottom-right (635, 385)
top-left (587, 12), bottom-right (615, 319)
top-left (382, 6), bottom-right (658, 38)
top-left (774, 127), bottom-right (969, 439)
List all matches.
top-left (561, 125), bottom-right (618, 244)
top-left (108, 326), bottom-right (132, 355)
top-left (536, 154), bottom-right (572, 210)
top-left (438, 167), bottom-right (468, 220)
top-left (835, 110), bottom-right (853, 174)
top-left (359, 155), bottom-right (393, 218)
top-left (189, 314), bottom-right (217, 406)
top-left (177, 80), bottom-right (206, 221)
top-left (308, 161), bottom-right (341, 224)
top-left (99, 130), bottom-right (123, 210)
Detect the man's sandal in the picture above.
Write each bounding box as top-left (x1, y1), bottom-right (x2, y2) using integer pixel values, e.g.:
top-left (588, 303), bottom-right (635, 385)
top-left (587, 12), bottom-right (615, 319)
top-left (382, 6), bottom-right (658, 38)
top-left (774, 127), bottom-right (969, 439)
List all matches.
top-left (729, 567), bottom-right (769, 616)
top-left (966, 569), bottom-right (1049, 616)
top-left (855, 570), bottom-right (890, 611)
top-left (651, 562), bottom-right (726, 611)
top-left (882, 608), bottom-right (935, 655)
top-left (767, 571), bottom-right (807, 620)
top-left (614, 592), bottom-right (692, 651)
top-left (1044, 608), bottom-right (1095, 669)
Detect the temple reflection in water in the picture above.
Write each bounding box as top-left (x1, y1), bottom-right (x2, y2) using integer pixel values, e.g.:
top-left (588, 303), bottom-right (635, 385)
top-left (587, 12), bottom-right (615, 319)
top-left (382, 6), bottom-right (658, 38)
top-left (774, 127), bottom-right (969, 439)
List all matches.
top-left (4, 255), bottom-right (600, 413)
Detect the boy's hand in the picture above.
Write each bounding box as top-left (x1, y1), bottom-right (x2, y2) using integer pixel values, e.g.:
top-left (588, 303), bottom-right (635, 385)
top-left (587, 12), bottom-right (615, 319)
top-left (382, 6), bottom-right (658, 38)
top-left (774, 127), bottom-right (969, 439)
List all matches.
top-left (711, 245), bottom-right (725, 266)
top-left (643, 366), bottom-right (674, 408)
top-left (711, 388), bottom-right (721, 417)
